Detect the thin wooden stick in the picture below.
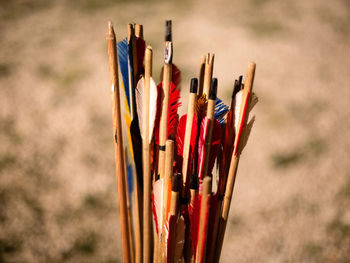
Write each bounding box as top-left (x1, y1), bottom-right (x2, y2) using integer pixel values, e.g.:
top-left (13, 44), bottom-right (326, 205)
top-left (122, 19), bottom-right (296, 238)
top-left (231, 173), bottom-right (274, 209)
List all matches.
top-left (208, 80), bottom-right (243, 263)
top-left (107, 21), bottom-right (131, 263)
top-left (143, 46), bottom-right (153, 263)
top-left (160, 139), bottom-right (175, 262)
top-left (163, 140), bottom-right (175, 223)
top-left (207, 79), bottom-right (241, 263)
top-left (213, 156), bottom-right (239, 263)
top-left (214, 63), bottom-right (256, 263)
top-left (132, 159), bottom-right (142, 263)
top-left (158, 20), bottom-right (173, 179)
top-left (181, 78), bottom-right (198, 192)
top-left (200, 78), bottom-right (217, 179)
top-left (167, 173), bottom-right (181, 263)
top-left (195, 176), bottom-right (212, 263)
top-left (169, 173), bottom-right (180, 216)
top-left (127, 24), bottom-right (136, 119)
top-left (198, 56), bottom-right (206, 96)
top-left (189, 175), bottom-right (199, 209)
top-left (202, 54), bottom-right (214, 98)
top-left (135, 24), bottom-right (144, 39)
top-left (185, 175), bottom-right (199, 263)
top-left (126, 24), bottom-right (137, 263)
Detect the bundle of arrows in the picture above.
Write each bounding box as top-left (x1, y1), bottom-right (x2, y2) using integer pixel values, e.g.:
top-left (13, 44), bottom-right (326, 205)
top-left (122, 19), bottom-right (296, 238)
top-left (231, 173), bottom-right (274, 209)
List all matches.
top-left (106, 20), bottom-right (258, 263)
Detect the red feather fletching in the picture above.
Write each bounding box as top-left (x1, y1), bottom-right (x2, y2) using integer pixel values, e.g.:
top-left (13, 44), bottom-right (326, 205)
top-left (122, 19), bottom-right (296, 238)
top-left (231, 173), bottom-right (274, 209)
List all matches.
top-left (218, 109), bottom-right (234, 196)
top-left (175, 113), bottom-right (198, 177)
top-left (160, 64), bottom-right (182, 91)
top-left (155, 82), bottom-right (181, 143)
top-left (198, 118), bottom-right (222, 179)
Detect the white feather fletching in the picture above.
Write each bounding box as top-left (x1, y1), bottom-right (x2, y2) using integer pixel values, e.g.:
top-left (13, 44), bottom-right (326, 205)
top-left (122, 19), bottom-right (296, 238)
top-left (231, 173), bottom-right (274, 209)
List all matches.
top-left (135, 76), bottom-right (158, 142)
top-left (153, 178), bottom-right (164, 235)
top-left (233, 90), bottom-right (243, 134)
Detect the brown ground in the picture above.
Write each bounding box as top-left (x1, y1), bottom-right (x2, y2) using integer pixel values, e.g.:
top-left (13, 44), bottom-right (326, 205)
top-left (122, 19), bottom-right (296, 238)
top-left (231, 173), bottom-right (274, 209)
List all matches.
top-left (1, 0), bottom-right (350, 262)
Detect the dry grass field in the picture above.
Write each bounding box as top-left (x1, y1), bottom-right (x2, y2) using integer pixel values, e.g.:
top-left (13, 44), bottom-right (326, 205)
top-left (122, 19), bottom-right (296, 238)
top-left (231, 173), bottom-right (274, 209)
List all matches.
top-left (0, 0), bottom-right (350, 262)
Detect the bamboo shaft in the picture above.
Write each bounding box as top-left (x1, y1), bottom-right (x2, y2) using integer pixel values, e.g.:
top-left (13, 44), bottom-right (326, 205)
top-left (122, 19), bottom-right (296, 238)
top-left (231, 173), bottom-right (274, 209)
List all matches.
top-left (127, 24), bottom-right (136, 118)
top-left (198, 55), bottom-right (206, 96)
top-left (222, 157), bottom-right (239, 220)
top-left (132, 163), bottom-right (142, 263)
top-left (167, 174), bottom-right (180, 263)
top-left (135, 24), bottom-right (144, 39)
top-left (158, 21), bottom-right (173, 181)
top-left (195, 176), bottom-right (212, 263)
top-left (163, 140), bottom-right (174, 226)
top-left (234, 63), bottom-right (255, 155)
top-left (128, 181), bottom-right (136, 263)
top-left (159, 140), bottom-right (174, 262)
top-left (214, 156), bottom-right (239, 263)
top-left (214, 63), bottom-right (256, 263)
top-left (158, 60), bottom-right (172, 178)
top-left (200, 97), bottom-right (215, 179)
top-left (127, 23), bottom-right (142, 263)
top-left (182, 92), bottom-right (196, 185)
top-left (184, 175), bottom-right (198, 263)
top-left (143, 46), bottom-right (153, 263)
top-left (202, 54), bottom-right (214, 97)
top-left (169, 191), bottom-right (179, 216)
top-left (107, 22), bottom-right (131, 263)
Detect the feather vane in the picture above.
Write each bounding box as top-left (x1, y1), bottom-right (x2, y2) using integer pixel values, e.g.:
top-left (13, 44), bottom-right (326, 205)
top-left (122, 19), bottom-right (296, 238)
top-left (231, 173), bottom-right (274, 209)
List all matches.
top-left (198, 117), bottom-right (222, 179)
top-left (135, 77), bottom-right (159, 142)
top-left (152, 178), bottom-right (164, 235)
top-left (117, 38), bottom-right (131, 110)
top-left (161, 64), bottom-right (182, 91)
top-left (155, 82), bottom-right (181, 143)
top-left (218, 109), bottom-right (234, 195)
top-left (175, 113), bottom-right (198, 176)
top-left (214, 97), bottom-right (229, 124)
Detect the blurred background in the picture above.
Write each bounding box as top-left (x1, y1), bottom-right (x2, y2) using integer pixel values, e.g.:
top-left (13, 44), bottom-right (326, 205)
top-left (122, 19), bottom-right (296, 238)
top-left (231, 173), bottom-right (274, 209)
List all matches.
top-left (0, 0), bottom-right (350, 262)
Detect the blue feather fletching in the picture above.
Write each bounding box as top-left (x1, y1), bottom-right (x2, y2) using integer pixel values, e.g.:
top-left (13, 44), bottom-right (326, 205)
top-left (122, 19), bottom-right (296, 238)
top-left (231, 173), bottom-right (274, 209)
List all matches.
top-left (117, 38), bottom-right (130, 110)
top-left (126, 163), bottom-right (133, 196)
top-left (215, 97), bottom-right (229, 124)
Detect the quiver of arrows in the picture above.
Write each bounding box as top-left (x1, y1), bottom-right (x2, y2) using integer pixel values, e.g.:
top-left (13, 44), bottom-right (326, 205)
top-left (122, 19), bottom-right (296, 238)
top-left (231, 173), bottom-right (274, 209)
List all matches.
top-left (106, 20), bottom-right (258, 263)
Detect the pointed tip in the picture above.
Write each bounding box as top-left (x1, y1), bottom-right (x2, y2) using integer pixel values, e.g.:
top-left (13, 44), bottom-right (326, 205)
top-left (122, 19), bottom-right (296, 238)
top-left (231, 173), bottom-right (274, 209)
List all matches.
top-left (205, 53), bottom-right (210, 64)
top-left (108, 21), bottom-right (114, 35)
top-left (145, 45), bottom-right (153, 63)
top-left (210, 54), bottom-right (215, 65)
top-left (135, 24), bottom-right (143, 38)
top-left (233, 79), bottom-right (240, 97)
top-left (200, 55), bottom-right (206, 64)
top-left (238, 75), bottom-right (243, 86)
top-left (127, 23), bottom-right (135, 39)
